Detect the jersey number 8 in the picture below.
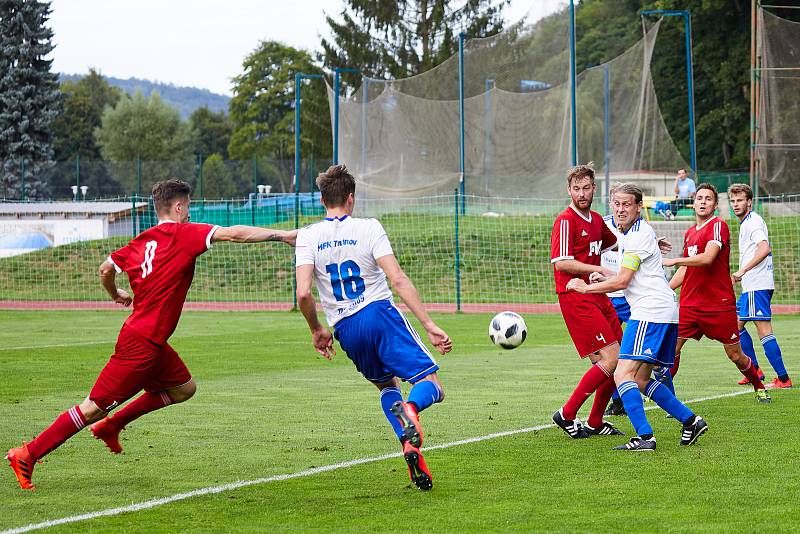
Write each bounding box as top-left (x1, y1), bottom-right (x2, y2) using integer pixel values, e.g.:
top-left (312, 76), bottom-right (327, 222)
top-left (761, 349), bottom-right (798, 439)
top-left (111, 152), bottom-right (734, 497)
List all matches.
top-left (325, 261), bottom-right (365, 301)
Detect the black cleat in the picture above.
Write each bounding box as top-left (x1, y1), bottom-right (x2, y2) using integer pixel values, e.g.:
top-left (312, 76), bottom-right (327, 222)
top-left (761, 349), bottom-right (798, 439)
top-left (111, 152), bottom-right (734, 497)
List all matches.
top-left (585, 421), bottom-right (625, 436)
top-left (613, 436), bottom-right (656, 451)
top-left (680, 416), bottom-right (708, 446)
top-left (603, 397), bottom-right (626, 417)
top-left (552, 409), bottom-right (590, 439)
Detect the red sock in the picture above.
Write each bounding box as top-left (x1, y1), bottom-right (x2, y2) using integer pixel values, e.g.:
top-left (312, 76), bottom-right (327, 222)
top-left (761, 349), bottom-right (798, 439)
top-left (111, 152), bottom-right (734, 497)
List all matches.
top-left (110, 391), bottom-right (172, 429)
top-left (562, 364), bottom-right (610, 420)
top-left (738, 359), bottom-right (765, 390)
top-left (587, 374), bottom-right (615, 428)
top-left (670, 353), bottom-right (681, 378)
top-left (27, 405), bottom-right (87, 461)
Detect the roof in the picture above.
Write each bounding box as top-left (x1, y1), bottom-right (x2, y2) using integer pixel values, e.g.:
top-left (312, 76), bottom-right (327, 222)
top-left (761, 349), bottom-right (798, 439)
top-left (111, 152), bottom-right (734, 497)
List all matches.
top-left (0, 202), bottom-right (147, 215)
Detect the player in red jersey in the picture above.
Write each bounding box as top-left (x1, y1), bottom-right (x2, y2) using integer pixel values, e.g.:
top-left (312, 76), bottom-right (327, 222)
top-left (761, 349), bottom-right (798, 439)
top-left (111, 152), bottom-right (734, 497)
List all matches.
top-left (550, 163), bottom-right (625, 439)
top-left (6, 179), bottom-right (297, 490)
top-left (663, 183), bottom-right (770, 403)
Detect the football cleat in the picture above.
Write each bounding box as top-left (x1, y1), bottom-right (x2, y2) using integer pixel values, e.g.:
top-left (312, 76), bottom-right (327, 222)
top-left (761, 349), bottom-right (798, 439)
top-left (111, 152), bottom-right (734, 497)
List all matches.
top-left (6, 443), bottom-right (37, 490)
top-left (402, 441), bottom-right (432, 491)
top-left (612, 436), bottom-right (656, 451)
top-left (738, 367), bottom-right (765, 385)
top-left (552, 409), bottom-right (590, 439)
top-left (680, 416), bottom-right (708, 446)
top-left (90, 417), bottom-right (124, 454)
top-left (766, 377), bottom-right (793, 389)
top-left (390, 401), bottom-right (423, 447)
top-left (603, 398), bottom-right (626, 417)
top-left (585, 421), bottom-right (625, 436)
top-left (756, 389), bottom-right (771, 404)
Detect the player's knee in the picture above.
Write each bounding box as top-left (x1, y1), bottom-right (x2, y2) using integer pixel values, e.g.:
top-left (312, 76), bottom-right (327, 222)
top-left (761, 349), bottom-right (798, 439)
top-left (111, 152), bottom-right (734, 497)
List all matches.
top-left (634, 376), bottom-right (650, 391)
top-left (79, 398), bottom-right (107, 423)
top-left (168, 381), bottom-right (197, 404)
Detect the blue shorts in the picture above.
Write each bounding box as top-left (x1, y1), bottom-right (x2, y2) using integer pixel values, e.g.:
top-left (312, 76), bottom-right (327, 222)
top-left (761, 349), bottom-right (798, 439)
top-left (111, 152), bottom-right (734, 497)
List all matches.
top-left (333, 299), bottom-right (439, 384)
top-left (737, 290), bottom-right (773, 321)
top-left (610, 296), bottom-right (631, 324)
top-left (619, 320), bottom-right (677, 367)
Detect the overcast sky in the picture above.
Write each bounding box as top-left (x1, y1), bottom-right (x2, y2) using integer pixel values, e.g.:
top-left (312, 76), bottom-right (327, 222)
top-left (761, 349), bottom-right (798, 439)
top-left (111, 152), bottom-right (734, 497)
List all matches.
top-left (48, 0), bottom-right (566, 96)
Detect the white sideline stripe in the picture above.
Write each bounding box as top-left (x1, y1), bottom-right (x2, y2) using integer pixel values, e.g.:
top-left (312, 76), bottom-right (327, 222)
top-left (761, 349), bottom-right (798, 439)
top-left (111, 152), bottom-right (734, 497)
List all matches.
top-left (3, 388), bottom-right (751, 534)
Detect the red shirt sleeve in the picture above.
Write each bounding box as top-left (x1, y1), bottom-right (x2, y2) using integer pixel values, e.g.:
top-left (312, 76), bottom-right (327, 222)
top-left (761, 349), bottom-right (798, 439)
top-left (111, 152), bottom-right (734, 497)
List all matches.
top-left (715, 220), bottom-right (729, 249)
top-left (550, 215), bottom-right (573, 263)
top-left (179, 223), bottom-right (219, 258)
top-left (109, 244), bottom-right (134, 273)
top-left (600, 218), bottom-right (618, 251)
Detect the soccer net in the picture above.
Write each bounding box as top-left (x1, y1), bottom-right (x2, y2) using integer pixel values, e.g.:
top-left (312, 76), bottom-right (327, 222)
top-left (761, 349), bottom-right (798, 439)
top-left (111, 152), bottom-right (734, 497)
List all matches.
top-left (330, 10), bottom-right (686, 202)
top-left (754, 8), bottom-right (800, 195)
top-left (1, 194), bottom-right (799, 311)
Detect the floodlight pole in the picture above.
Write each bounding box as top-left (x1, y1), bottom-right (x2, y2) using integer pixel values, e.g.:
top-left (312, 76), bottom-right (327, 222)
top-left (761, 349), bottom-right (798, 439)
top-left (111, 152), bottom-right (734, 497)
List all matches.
top-left (569, 0), bottom-right (578, 166)
top-left (458, 32), bottom-right (467, 214)
top-left (641, 9), bottom-right (698, 178)
top-left (485, 78), bottom-right (495, 195)
top-left (333, 67), bottom-right (360, 165)
top-left (294, 72), bottom-right (324, 309)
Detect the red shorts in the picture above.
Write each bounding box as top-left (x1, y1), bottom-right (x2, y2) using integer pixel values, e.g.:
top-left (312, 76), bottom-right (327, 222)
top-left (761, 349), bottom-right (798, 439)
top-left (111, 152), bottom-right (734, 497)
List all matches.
top-left (678, 305), bottom-right (740, 345)
top-left (89, 325), bottom-right (191, 411)
top-left (558, 292), bottom-right (623, 358)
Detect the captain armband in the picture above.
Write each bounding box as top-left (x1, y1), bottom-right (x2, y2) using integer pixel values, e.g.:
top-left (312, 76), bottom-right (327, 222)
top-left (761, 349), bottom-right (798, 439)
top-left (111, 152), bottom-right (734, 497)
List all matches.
top-left (621, 252), bottom-right (641, 271)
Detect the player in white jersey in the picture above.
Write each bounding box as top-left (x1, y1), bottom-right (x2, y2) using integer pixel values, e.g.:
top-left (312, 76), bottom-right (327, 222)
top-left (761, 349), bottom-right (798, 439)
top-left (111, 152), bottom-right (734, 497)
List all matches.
top-left (295, 165), bottom-right (452, 490)
top-left (568, 183), bottom-right (707, 451)
top-left (729, 183), bottom-right (791, 388)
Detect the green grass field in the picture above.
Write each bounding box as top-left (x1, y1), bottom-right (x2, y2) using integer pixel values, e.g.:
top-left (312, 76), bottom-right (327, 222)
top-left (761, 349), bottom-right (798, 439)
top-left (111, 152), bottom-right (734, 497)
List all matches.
top-left (1, 310), bottom-right (799, 533)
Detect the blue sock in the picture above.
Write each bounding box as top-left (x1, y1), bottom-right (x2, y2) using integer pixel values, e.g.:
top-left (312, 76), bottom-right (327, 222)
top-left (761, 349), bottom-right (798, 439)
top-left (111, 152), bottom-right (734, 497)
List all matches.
top-left (645, 380), bottom-right (694, 424)
top-left (611, 388), bottom-right (620, 401)
top-left (739, 328), bottom-right (759, 368)
top-left (761, 334), bottom-right (788, 379)
top-left (653, 366), bottom-right (676, 394)
top-left (380, 386), bottom-right (404, 440)
top-left (617, 381), bottom-right (652, 438)
top-left (407, 380), bottom-right (442, 413)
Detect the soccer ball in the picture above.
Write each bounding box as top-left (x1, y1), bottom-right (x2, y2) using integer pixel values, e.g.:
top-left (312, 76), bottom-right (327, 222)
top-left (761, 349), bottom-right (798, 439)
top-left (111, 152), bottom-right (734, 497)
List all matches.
top-left (488, 311), bottom-right (527, 349)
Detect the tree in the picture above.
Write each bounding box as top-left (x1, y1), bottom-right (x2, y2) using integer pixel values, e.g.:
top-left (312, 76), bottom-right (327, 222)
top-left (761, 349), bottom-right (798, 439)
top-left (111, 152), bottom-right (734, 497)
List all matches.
top-left (228, 41), bottom-right (330, 193)
top-left (189, 106), bottom-right (233, 159)
top-left (320, 0), bottom-right (509, 89)
top-left (95, 91), bottom-right (193, 194)
top-left (0, 0), bottom-right (60, 199)
top-left (200, 153), bottom-right (237, 198)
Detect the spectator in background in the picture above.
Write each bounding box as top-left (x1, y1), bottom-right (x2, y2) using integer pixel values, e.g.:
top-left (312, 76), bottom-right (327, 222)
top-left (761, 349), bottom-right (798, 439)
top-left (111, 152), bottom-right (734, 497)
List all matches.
top-left (663, 169), bottom-right (696, 220)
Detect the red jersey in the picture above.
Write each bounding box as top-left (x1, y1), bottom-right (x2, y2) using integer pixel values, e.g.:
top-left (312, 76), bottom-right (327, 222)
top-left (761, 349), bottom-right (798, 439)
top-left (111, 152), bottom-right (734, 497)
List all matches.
top-left (680, 216), bottom-right (735, 309)
top-left (550, 205), bottom-right (617, 293)
top-left (108, 221), bottom-right (218, 344)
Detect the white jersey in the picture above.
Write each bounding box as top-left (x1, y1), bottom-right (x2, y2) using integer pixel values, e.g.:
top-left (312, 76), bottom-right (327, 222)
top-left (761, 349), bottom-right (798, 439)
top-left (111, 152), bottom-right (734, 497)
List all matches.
top-left (601, 215), bottom-right (624, 298)
top-left (619, 218), bottom-right (678, 323)
top-left (296, 215), bottom-right (394, 326)
top-left (738, 211), bottom-right (774, 292)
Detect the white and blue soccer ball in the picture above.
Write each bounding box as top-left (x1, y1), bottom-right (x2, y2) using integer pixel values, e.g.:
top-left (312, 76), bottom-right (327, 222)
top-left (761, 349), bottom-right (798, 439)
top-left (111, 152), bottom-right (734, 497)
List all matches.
top-left (488, 311), bottom-right (527, 349)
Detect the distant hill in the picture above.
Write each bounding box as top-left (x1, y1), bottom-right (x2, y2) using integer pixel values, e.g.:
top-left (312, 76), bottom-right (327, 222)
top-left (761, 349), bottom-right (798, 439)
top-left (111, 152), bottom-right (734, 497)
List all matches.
top-left (59, 73), bottom-right (231, 119)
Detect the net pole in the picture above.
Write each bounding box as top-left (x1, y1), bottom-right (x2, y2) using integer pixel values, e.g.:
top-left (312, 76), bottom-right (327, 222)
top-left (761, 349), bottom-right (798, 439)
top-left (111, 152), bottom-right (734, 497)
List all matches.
top-left (604, 64), bottom-right (610, 207)
top-left (454, 188), bottom-right (461, 312)
top-left (750, 0), bottom-right (758, 192)
top-left (569, 0), bottom-right (578, 166)
top-left (360, 77), bottom-right (368, 174)
top-left (684, 12), bottom-right (698, 178)
top-left (458, 32), bottom-right (466, 214)
top-left (333, 68), bottom-right (359, 165)
top-left (485, 78), bottom-right (494, 196)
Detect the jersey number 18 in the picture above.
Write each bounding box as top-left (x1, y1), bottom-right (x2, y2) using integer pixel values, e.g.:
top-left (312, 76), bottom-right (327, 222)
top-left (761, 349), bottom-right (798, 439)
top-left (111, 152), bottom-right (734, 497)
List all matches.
top-left (325, 261), bottom-right (365, 301)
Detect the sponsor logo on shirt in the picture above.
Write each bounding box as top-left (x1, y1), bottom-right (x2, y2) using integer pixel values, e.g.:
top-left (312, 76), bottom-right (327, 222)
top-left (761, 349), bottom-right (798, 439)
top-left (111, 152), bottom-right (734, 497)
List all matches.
top-left (589, 240), bottom-right (602, 256)
top-left (687, 245), bottom-right (698, 257)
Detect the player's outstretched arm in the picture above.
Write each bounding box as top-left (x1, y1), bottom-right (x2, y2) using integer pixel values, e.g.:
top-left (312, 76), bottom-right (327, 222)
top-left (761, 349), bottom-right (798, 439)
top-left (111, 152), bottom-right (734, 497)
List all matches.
top-left (568, 264), bottom-right (634, 294)
top-left (98, 260), bottom-right (132, 307)
top-left (377, 254), bottom-right (452, 355)
top-left (663, 242), bottom-right (721, 268)
top-left (212, 226), bottom-right (298, 246)
top-left (669, 266), bottom-right (687, 290)
top-left (733, 240), bottom-right (771, 282)
top-left (553, 259), bottom-right (603, 277)
top-left (296, 264), bottom-right (335, 360)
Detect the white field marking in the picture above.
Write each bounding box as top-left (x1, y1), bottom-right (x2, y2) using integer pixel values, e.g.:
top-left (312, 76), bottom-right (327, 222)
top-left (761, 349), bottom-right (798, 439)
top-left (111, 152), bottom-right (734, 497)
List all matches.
top-left (3, 388), bottom-right (752, 534)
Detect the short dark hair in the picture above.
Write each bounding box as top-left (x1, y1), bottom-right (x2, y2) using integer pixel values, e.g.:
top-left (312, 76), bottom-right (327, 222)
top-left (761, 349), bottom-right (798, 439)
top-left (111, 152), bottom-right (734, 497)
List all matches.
top-left (317, 164), bottom-right (356, 207)
top-left (567, 162), bottom-right (595, 186)
top-left (695, 182), bottom-right (719, 203)
top-left (728, 183), bottom-right (753, 201)
top-left (615, 183), bottom-right (643, 204)
top-left (152, 179), bottom-right (192, 212)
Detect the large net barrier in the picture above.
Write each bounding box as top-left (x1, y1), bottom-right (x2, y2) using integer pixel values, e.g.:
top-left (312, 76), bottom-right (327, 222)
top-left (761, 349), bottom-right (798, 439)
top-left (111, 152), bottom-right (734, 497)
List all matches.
top-left (331, 10), bottom-right (686, 202)
top-left (1, 194), bottom-right (799, 312)
top-left (754, 8), bottom-right (800, 195)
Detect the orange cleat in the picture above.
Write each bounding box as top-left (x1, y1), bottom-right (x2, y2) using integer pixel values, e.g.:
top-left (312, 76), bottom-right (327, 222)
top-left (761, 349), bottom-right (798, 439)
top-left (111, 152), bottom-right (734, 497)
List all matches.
top-left (390, 401), bottom-right (423, 447)
top-left (766, 377), bottom-right (793, 389)
top-left (90, 417), bottom-right (123, 454)
top-left (738, 367), bottom-right (765, 385)
top-left (402, 441), bottom-right (432, 491)
top-left (6, 443), bottom-right (36, 490)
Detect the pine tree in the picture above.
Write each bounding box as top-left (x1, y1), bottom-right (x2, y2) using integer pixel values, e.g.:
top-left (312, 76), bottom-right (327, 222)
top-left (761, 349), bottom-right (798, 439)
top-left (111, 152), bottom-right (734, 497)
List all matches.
top-left (0, 0), bottom-right (60, 199)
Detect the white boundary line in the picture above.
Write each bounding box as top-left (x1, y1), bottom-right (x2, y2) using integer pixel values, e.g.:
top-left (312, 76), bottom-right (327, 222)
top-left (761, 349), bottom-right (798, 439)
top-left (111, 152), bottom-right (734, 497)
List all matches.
top-left (2, 388), bottom-right (752, 534)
